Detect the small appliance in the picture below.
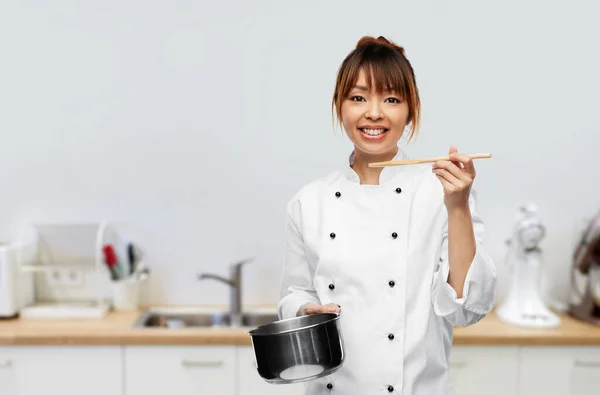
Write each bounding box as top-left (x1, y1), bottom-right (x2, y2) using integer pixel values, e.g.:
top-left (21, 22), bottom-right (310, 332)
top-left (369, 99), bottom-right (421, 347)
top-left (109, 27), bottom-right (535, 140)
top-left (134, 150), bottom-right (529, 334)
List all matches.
top-left (568, 210), bottom-right (600, 326)
top-left (0, 243), bottom-right (34, 318)
top-left (497, 203), bottom-right (561, 328)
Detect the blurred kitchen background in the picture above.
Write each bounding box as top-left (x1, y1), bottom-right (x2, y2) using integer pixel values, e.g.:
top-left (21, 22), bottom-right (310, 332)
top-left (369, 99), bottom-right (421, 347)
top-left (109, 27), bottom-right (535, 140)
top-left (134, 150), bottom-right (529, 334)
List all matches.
top-left (1, 1), bottom-right (600, 395)
top-left (2, 0), bottom-right (598, 309)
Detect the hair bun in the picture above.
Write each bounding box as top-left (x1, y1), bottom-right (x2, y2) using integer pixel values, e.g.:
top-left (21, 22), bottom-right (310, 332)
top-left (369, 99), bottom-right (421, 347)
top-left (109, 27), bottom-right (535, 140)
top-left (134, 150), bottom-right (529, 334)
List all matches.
top-left (356, 35), bottom-right (406, 56)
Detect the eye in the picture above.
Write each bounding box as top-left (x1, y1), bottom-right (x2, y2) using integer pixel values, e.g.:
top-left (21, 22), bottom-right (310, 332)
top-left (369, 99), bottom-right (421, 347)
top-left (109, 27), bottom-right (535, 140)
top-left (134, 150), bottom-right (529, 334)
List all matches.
top-left (386, 97), bottom-right (402, 104)
top-left (349, 95), bottom-right (365, 102)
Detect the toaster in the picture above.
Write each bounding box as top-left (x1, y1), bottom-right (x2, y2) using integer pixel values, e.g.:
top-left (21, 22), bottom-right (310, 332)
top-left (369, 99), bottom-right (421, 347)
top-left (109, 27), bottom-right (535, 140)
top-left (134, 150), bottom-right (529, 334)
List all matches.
top-left (0, 243), bottom-right (34, 318)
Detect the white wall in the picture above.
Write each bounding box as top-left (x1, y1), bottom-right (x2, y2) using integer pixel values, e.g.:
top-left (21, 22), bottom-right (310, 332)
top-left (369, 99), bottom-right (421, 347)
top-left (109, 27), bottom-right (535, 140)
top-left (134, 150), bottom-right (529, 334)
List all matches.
top-left (1, 1), bottom-right (599, 310)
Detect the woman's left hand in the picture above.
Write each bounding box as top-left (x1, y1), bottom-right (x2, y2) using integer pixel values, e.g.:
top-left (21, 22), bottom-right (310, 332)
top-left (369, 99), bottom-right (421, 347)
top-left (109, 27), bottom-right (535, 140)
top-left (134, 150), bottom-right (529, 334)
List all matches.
top-left (432, 146), bottom-right (476, 211)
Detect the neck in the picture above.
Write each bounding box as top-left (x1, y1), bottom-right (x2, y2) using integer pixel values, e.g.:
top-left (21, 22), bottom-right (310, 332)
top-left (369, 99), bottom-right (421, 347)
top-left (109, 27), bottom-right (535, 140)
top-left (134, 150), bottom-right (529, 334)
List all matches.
top-left (351, 147), bottom-right (398, 185)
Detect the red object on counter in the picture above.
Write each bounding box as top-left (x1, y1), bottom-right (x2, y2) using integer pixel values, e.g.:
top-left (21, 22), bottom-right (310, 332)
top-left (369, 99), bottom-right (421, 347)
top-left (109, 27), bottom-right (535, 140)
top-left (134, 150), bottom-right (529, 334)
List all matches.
top-left (102, 245), bottom-right (119, 280)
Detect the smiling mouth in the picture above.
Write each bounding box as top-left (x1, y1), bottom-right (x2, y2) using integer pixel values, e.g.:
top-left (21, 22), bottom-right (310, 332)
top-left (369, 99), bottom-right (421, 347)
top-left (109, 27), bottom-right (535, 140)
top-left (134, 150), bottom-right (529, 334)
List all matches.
top-left (359, 128), bottom-right (389, 136)
top-left (358, 128), bottom-right (389, 140)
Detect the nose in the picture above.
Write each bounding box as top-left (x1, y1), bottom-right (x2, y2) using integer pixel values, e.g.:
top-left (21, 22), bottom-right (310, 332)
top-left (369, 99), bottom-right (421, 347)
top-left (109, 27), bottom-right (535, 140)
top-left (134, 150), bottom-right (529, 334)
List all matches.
top-left (365, 100), bottom-right (383, 120)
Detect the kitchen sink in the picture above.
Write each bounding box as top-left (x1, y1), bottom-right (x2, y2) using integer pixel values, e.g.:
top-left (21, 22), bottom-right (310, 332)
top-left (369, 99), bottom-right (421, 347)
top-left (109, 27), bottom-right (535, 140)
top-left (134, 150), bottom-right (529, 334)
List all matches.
top-left (131, 309), bottom-right (279, 329)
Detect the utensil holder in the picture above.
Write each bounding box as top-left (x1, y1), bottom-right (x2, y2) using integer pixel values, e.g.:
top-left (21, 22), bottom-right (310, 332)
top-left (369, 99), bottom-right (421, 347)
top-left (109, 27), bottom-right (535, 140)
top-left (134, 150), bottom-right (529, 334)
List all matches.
top-left (112, 277), bottom-right (144, 311)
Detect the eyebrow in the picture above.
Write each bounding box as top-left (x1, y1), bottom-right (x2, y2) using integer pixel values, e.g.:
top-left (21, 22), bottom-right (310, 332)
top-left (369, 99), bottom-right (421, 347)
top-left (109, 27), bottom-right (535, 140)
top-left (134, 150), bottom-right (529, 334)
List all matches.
top-left (352, 85), bottom-right (395, 93)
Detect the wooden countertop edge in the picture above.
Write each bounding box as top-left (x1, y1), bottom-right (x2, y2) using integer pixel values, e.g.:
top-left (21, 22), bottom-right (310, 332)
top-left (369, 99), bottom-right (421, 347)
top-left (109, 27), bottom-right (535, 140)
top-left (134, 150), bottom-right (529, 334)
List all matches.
top-left (452, 337), bottom-right (600, 346)
top-left (2, 333), bottom-right (600, 346)
top-left (0, 336), bottom-right (254, 346)
top-left (1, 310), bottom-right (600, 346)
top-left (2, 338), bottom-right (600, 346)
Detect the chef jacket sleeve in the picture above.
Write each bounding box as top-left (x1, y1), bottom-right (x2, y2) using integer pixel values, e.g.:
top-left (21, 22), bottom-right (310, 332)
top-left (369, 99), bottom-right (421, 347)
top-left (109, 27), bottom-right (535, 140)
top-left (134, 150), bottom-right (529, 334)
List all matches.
top-left (431, 189), bottom-right (497, 327)
top-left (277, 199), bottom-right (321, 320)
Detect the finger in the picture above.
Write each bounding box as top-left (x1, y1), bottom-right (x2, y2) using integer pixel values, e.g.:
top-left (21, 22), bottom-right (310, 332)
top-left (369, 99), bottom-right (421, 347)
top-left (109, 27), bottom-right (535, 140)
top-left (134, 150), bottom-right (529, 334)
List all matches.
top-left (305, 303), bottom-right (339, 315)
top-left (435, 174), bottom-right (455, 191)
top-left (434, 161), bottom-right (470, 184)
top-left (448, 146), bottom-right (461, 168)
top-left (302, 304), bottom-right (320, 315)
top-left (433, 168), bottom-right (463, 188)
top-left (322, 303), bottom-right (341, 313)
top-left (449, 152), bottom-right (476, 177)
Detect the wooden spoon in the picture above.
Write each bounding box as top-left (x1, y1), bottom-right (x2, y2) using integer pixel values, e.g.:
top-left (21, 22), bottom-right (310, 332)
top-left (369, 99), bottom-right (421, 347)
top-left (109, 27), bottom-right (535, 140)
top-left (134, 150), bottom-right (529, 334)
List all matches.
top-left (368, 153), bottom-right (492, 168)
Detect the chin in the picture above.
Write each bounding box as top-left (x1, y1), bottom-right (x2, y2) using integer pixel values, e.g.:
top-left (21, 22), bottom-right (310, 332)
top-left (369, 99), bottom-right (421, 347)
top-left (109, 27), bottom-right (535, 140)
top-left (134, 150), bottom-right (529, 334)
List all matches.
top-left (352, 142), bottom-right (395, 157)
top-left (350, 132), bottom-right (400, 156)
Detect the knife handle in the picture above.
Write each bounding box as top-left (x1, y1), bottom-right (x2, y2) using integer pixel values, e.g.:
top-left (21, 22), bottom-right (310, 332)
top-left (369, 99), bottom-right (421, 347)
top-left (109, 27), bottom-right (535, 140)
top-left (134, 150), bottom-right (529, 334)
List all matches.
top-left (127, 243), bottom-right (136, 275)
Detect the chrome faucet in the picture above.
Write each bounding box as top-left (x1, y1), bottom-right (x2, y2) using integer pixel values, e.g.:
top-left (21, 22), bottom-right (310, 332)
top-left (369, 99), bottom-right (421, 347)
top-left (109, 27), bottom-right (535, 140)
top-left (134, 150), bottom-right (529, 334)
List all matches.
top-left (198, 258), bottom-right (253, 327)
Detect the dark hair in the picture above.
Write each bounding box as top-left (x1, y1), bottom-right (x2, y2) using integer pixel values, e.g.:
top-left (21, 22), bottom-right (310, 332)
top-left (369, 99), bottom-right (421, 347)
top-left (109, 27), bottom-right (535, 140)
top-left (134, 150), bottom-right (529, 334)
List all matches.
top-left (332, 36), bottom-right (421, 141)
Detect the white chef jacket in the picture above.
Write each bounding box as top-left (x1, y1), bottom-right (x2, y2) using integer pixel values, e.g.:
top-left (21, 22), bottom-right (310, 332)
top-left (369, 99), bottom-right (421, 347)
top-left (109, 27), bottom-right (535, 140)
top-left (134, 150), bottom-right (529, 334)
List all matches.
top-left (277, 146), bottom-right (497, 395)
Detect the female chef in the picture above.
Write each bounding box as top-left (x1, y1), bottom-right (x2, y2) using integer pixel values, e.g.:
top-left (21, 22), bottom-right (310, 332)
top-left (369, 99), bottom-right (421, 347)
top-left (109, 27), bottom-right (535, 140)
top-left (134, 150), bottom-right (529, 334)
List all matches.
top-left (277, 35), bottom-right (497, 394)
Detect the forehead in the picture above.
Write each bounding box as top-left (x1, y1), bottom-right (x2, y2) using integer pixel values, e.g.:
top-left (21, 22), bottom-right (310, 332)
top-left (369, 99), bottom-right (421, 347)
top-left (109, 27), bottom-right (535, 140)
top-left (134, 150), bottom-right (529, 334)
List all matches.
top-left (356, 69), bottom-right (370, 83)
top-left (353, 69), bottom-right (396, 93)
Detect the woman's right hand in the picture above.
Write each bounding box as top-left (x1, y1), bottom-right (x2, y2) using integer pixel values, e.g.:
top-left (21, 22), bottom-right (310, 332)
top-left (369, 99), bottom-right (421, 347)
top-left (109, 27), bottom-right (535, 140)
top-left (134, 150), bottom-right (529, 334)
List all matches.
top-left (297, 303), bottom-right (341, 316)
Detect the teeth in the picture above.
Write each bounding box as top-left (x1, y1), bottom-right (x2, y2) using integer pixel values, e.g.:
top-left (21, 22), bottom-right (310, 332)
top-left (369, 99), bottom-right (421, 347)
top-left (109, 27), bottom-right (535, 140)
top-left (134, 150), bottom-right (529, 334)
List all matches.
top-left (361, 128), bottom-right (386, 135)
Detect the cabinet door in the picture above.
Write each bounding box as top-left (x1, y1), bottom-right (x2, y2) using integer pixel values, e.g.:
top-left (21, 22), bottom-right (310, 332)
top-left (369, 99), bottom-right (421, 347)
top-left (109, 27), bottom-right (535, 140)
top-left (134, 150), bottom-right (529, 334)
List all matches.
top-left (7, 345), bottom-right (122, 395)
top-left (236, 346), bottom-right (305, 395)
top-left (0, 347), bottom-right (17, 395)
top-left (125, 345), bottom-right (236, 395)
top-left (520, 346), bottom-right (600, 395)
top-left (450, 346), bottom-right (519, 395)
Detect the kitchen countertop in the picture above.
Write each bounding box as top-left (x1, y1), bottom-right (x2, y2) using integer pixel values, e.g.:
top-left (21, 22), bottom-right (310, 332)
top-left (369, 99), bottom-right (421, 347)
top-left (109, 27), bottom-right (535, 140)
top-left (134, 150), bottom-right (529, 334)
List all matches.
top-left (1, 307), bottom-right (600, 346)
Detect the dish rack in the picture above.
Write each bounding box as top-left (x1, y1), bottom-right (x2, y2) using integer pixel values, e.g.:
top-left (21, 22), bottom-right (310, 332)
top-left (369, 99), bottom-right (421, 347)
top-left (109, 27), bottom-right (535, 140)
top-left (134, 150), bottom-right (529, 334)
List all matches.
top-left (15, 221), bottom-right (125, 319)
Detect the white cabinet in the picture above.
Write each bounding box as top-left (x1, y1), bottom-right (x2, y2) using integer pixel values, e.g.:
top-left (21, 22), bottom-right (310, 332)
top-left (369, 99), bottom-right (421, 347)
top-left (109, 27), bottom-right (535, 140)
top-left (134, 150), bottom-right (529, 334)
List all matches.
top-left (0, 348), bottom-right (17, 395)
top-left (0, 345), bottom-right (122, 395)
top-left (125, 345), bottom-right (236, 395)
top-left (450, 346), bottom-right (520, 395)
top-left (520, 346), bottom-right (600, 395)
top-left (236, 346), bottom-right (305, 395)
top-left (2, 343), bottom-right (600, 395)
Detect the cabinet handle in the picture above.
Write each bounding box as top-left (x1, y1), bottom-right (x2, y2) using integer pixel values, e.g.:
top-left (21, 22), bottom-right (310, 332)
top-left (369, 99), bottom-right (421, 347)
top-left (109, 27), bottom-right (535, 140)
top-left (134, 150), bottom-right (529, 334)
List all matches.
top-left (0, 360), bottom-right (12, 368)
top-left (181, 360), bottom-right (224, 368)
top-left (574, 360), bottom-right (600, 367)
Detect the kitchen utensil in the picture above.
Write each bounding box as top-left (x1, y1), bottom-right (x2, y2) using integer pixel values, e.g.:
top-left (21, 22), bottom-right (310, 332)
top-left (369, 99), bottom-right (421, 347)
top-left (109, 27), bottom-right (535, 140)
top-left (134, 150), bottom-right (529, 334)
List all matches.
top-left (497, 203), bottom-right (560, 328)
top-left (590, 265), bottom-right (600, 307)
top-left (102, 245), bottom-right (120, 281)
top-left (368, 152), bottom-right (491, 167)
top-left (127, 243), bottom-right (136, 275)
top-left (136, 267), bottom-right (150, 281)
top-left (569, 210), bottom-right (600, 326)
top-left (133, 262), bottom-right (150, 281)
top-left (248, 312), bottom-right (344, 384)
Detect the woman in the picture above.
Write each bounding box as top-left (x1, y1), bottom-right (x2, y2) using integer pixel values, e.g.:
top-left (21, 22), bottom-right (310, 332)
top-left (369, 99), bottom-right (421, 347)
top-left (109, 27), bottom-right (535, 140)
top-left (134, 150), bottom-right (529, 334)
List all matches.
top-left (277, 36), bottom-right (497, 394)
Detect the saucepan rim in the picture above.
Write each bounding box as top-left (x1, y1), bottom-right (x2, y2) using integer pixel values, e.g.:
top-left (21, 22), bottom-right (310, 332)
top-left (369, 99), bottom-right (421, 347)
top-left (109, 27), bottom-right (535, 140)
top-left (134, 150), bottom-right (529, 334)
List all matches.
top-left (248, 312), bottom-right (341, 337)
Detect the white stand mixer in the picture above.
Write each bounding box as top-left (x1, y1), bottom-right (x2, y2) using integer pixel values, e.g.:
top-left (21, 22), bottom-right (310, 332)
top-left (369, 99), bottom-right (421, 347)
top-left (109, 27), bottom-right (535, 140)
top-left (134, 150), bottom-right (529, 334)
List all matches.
top-left (497, 203), bottom-right (561, 328)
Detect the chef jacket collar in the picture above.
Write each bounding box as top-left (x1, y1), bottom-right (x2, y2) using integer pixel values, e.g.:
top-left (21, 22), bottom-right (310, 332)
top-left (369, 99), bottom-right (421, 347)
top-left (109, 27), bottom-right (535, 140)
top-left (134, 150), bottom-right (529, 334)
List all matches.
top-left (342, 146), bottom-right (410, 185)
